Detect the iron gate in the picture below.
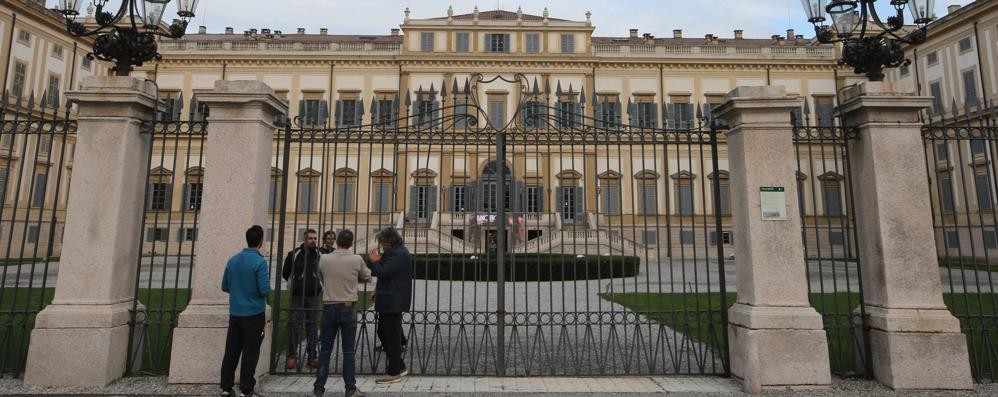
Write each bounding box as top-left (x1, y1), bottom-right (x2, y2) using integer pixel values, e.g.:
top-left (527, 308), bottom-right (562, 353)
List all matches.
top-left (269, 74), bottom-right (730, 376)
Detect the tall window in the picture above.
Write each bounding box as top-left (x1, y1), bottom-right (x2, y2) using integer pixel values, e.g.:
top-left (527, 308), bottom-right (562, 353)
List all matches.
top-left (520, 100), bottom-right (543, 129)
top-left (595, 94), bottom-right (620, 129)
top-left (526, 186), bottom-right (542, 213)
top-left (455, 32), bottom-right (470, 52)
top-left (297, 171), bottom-right (321, 213)
top-left (372, 183), bottom-right (393, 213)
top-left (926, 51), bottom-right (939, 65)
top-left (183, 168), bottom-right (204, 211)
top-left (525, 33), bottom-right (540, 53)
top-left (17, 29), bottom-right (31, 43)
top-left (337, 98), bottom-right (360, 127)
top-left (413, 185), bottom-right (436, 220)
top-left (599, 172), bottom-right (621, 215)
top-left (814, 96), bottom-right (835, 127)
top-left (929, 82), bottom-right (944, 115)
top-left (420, 32), bottom-right (434, 52)
top-left (936, 142), bottom-right (949, 162)
top-left (940, 175), bottom-right (955, 214)
top-left (486, 33), bottom-right (509, 53)
top-left (673, 171), bottom-right (694, 215)
top-left (415, 91), bottom-right (438, 127)
top-left (636, 171), bottom-right (659, 215)
top-left (299, 96), bottom-right (328, 128)
top-left (976, 171), bottom-right (993, 211)
top-left (633, 97), bottom-right (658, 128)
top-left (488, 97), bottom-right (506, 128)
top-left (958, 37), bottom-right (973, 53)
top-left (269, 169), bottom-right (283, 212)
top-left (148, 169), bottom-right (173, 211)
top-left (374, 96), bottom-right (396, 125)
top-left (451, 185), bottom-right (467, 212)
top-left (560, 34), bottom-right (575, 53)
top-left (711, 171), bottom-right (731, 216)
top-left (45, 75), bottom-right (61, 107)
top-left (972, 140), bottom-right (987, 156)
top-left (821, 174), bottom-right (844, 216)
top-left (704, 94), bottom-right (728, 129)
top-left (332, 168), bottom-right (356, 212)
top-left (963, 69), bottom-right (979, 106)
top-left (667, 97), bottom-right (694, 129)
top-left (557, 94), bottom-right (581, 129)
top-left (11, 62), bottom-right (27, 98)
top-left (31, 171), bottom-right (47, 208)
top-left (38, 135), bottom-right (52, 157)
top-left (409, 169), bottom-right (437, 222)
top-left (51, 44), bottom-right (64, 59)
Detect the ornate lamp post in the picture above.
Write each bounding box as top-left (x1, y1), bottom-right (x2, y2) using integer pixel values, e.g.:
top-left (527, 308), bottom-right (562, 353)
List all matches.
top-left (53, 0), bottom-right (200, 76)
top-left (801, 0), bottom-right (935, 81)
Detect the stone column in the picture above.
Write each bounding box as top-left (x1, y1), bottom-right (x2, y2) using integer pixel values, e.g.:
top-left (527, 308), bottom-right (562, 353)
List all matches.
top-left (839, 82), bottom-right (972, 390)
top-left (23, 77), bottom-right (156, 386)
top-left (714, 86), bottom-right (831, 393)
top-left (169, 81), bottom-right (286, 383)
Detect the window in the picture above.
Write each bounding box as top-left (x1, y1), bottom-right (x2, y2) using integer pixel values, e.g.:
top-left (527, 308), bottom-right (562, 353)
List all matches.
top-left (829, 231), bottom-right (845, 246)
top-left (926, 51), bottom-right (939, 65)
top-left (985, 230), bottom-right (998, 249)
top-left (455, 32), bottom-right (470, 52)
top-left (639, 184), bottom-right (658, 215)
top-left (976, 173), bottom-right (992, 211)
top-left (38, 135), bottom-right (52, 157)
top-left (17, 29), bottom-right (30, 43)
top-left (667, 97), bottom-right (694, 129)
top-left (899, 63), bottom-right (910, 76)
top-left (298, 176), bottom-right (319, 212)
top-left (712, 172), bottom-right (731, 216)
top-left (560, 34), bottom-right (575, 53)
top-left (674, 173), bottom-right (695, 215)
top-left (373, 183), bottom-right (393, 213)
top-left (52, 44), bottom-right (64, 59)
top-left (299, 97), bottom-right (329, 128)
top-left (374, 97), bottom-right (396, 124)
top-left (958, 37), bottom-right (973, 53)
top-left (413, 185), bottom-right (436, 220)
top-left (823, 182), bottom-right (842, 216)
top-left (184, 180), bottom-right (203, 211)
top-left (680, 230), bottom-right (695, 245)
top-left (945, 230), bottom-right (959, 247)
top-left (633, 99), bottom-right (658, 128)
top-left (704, 95), bottom-right (728, 129)
top-left (595, 94), bottom-right (620, 129)
top-left (488, 98), bottom-right (506, 128)
top-left (416, 91), bottom-right (438, 127)
top-left (486, 33), bottom-right (509, 53)
top-left (182, 227), bottom-right (198, 242)
top-left (940, 176), bottom-right (955, 214)
top-left (46, 75), bottom-right (61, 107)
top-left (929, 82), bottom-right (944, 115)
top-left (643, 230), bottom-right (658, 245)
top-left (525, 33), bottom-right (540, 53)
top-left (269, 172), bottom-right (282, 212)
top-left (526, 186), bottom-right (542, 213)
top-left (556, 96), bottom-right (581, 129)
top-left (520, 100), bottom-right (544, 128)
top-left (601, 183), bottom-right (620, 214)
top-left (27, 225), bottom-right (39, 244)
top-left (556, 185), bottom-right (583, 223)
top-left (963, 69), bottom-right (978, 106)
top-left (12, 62), bottom-right (27, 98)
top-left (29, 172), bottom-right (47, 208)
top-left (334, 182), bottom-right (354, 212)
top-left (936, 142), bottom-right (949, 162)
top-left (337, 98), bottom-right (359, 127)
top-left (452, 185), bottom-right (467, 212)
top-left (149, 181), bottom-right (172, 211)
top-left (147, 227), bottom-right (169, 242)
top-left (709, 231), bottom-right (734, 246)
top-left (420, 32), bottom-right (434, 52)
top-left (972, 140), bottom-right (987, 156)
top-left (814, 96), bottom-right (835, 128)
top-left (82, 56), bottom-right (92, 70)
top-left (0, 167), bottom-right (8, 204)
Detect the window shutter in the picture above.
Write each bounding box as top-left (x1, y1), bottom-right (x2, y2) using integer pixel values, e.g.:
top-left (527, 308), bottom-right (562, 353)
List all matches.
top-left (177, 227), bottom-right (185, 241)
top-left (319, 100), bottom-right (330, 127)
top-left (719, 185), bottom-right (730, 215)
top-left (298, 100), bottom-right (306, 125)
top-left (146, 227), bottom-right (155, 242)
top-left (146, 183), bottom-right (153, 210)
top-left (164, 183), bottom-right (173, 211)
top-left (593, 101), bottom-right (604, 129)
top-left (573, 102), bottom-right (583, 128)
top-left (513, 181), bottom-right (525, 212)
top-left (503, 34), bottom-right (510, 52)
top-left (537, 188), bottom-right (544, 212)
top-left (408, 186), bottom-right (418, 220)
top-left (171, 97), bottom-right (184, 120)
top-left (181, 183), bottom-right (190, 211)
top-left (555, 187), bottom-right (564, 216)
top-left (432, 100), bottom-right (441, 128)
top-left (332, 100), bottom-right (342, 127)
top-left (354, 99), bottom-right (364, 126)
top-left (643, 185), bottom-right (658, 215)
top-left (448, 186), bottom-right (456, 212)
top-left (652, 103), bottom-right (660, 128)
top-left (977, 174), bottom-right (993, 211)
top-left (574, 187), bottom-right (585, 221)
top-left (343, 183), bottom-right (353, 212)
top-left (428, 185), bottom-right (438, 215)
top-left (189, 97), bottom-right (200, 121)
top-left (468, 183), bottom-right (478, 212)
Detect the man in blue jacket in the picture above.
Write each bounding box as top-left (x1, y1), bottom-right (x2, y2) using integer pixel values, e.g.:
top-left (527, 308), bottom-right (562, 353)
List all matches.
top-left (368, 227), bottom-right (413, 384)
top-left (220, 225), bottom-right (272, 397)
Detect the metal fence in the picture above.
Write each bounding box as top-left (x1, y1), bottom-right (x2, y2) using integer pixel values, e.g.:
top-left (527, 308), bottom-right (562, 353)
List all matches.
top-left (792, 102), bottom-right (869, 377)
top-left (0, 92), bottom-right (75, 378)
top-left (268, 75), bottom-right (731, 376)
top-left (922, 101), bottom-right (998, 382)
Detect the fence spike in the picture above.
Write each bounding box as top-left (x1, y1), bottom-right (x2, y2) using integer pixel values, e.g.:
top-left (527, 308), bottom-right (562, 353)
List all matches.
top-left (544, 78), bottom-right (551, 95)
top-left (371, 95), bottom-right (379, 117)
top-left (27, 91), bottom-right (36, 110)
top-left (567, 84), bottom-right (574, 99)
top-left (695, 102), bottom-right (704, 120)
top-left (1, 89), bottom-right (8, 110)
top-left (463, 78), bottom-right (471, 95)
top-left (578, 87), bottom-right (586, 104)
top-left (555, 81), bottom-right (563, 98)
top-left (532, 77), bottom-right (540, 96)
top-left (802, 96), bottom-right (811, 115)
top-left (452, 78), bottom-right (459, 98)
top-left (440, 81), bottom-right (448, 98)
top-left (358, 98), bottom-right (365, 116)
top-left (951, 97), bottom-right (959, 119)
top-left (404, 90), bottom-right (411, 107)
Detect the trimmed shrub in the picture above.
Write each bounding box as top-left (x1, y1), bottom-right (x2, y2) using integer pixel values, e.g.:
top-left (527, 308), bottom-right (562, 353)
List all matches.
top-left (364, 253), bottom-right (639, 281)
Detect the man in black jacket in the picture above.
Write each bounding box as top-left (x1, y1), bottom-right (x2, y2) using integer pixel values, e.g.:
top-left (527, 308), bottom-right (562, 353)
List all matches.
top-left (282, 228), bottom-right (322, 370)
top-left (368, 227), bottom-right (413, 384)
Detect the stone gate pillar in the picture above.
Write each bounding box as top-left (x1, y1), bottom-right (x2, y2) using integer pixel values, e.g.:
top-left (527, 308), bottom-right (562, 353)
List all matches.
top-left (23, 77), bottom-right (156, 386)
top-left (169, 81), bottom-right (286, 383)
top-left (839, 82), bottom-right (971, 390)
top-left (714, 86), bottom-right (831, 393)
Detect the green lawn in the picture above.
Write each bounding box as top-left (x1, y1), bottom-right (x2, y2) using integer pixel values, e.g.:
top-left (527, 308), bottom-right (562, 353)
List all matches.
top-left (939, 259), bottom-right (998, 273)
top-left (2, 288), bottom-right (372, 375)
top-left (0, 257), bottom-right (59, 266)
top-left (601, 292), bottom-right (997, 377)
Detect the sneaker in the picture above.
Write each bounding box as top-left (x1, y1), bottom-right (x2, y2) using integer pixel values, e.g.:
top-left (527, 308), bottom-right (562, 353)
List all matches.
top-left (306, 358), bottom-right (319, 369)
top-left (398, 368), bottom-right (409, 377)
top-left (346, 390), bottom-right (366, 397)
top-left (286, 355), bottom-right (297, 370)
top-left (220, 389), bottom-right (235, 397)
top-left (375, 374), bottom-right (402, 384)
top-left (238, 392), bottom-right (265, 397)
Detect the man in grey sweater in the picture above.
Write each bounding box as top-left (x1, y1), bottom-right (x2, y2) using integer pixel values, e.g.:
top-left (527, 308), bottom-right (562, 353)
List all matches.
top-left (312, 229), bottom-right (371, 397)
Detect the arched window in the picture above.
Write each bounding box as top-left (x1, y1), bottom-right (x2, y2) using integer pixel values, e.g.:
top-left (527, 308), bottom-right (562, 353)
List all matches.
top-left (269, 167), bottom-right (283, 212)
top-left (598, 170), bottom-right (622, 215)
top-left (818, 171), bottom-right (845, 217)
top-left (409, 168), bottom-right (438, 222)
top-left (370, 168), bottom-right (395, 213)
top-left (183, 167), bottom-right (204, 212)
top-left (331, 168), bottom-right (356, 213)
top-left (708, 170), bottom-right (730, 216)
top-left (671, 170), bottom-right (695, 215)
top-left (556, 169), bottom-right (584, 223)
top-left (147, 167), bottom-right (174, 211)
top-left (635, 170), bottom-right (660, 215)
top-left (297, 168), bottom-right (323, 213)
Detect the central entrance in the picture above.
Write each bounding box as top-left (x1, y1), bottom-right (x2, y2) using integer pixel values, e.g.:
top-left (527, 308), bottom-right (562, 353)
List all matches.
top-left (268, 73), bottom-right (730, 376)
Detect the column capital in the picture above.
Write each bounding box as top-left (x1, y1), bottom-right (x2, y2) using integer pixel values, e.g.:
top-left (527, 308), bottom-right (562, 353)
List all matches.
top-left (195, 80), bottom-right (288, 123)
top-left (714, 86), bottom-right (804, 131)
top-left (67, 76), bottom-right (159, 119)
top-left (838, 81), bottom-right (933, 125)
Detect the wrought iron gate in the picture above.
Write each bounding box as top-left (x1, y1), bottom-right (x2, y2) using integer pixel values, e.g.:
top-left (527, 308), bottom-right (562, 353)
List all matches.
top-left (269, 74), bottom-right (730, 376)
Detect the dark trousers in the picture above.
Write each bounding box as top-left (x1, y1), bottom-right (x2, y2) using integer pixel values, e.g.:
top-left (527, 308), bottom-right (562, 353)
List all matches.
top-left (313, 304), bottom-right (358, 396)
top-left (220, 313), bottom-right (266, 395)
top-left (376, 312), bottom-right (406, 375)
top-left (288, 295), bottom-right (321, 360)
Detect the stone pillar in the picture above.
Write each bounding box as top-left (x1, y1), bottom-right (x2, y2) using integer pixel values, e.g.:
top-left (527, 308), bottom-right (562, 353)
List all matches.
top-left (839, 82), bottom-right (972, 390)
top-left (714, 86), bottom-right (831, 393)
top-left (169, 81), bottom-right (286, 383)
top-left (23, 77), bottom-right (156, 386)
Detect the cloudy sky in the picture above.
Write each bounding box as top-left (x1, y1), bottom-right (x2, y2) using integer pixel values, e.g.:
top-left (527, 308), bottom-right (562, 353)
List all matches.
top-left (147, 0), bottom-right (975, 38)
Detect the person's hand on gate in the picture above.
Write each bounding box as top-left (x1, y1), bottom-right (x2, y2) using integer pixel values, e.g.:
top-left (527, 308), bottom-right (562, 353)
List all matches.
top-left (369, 249), bottom-right (382, 263)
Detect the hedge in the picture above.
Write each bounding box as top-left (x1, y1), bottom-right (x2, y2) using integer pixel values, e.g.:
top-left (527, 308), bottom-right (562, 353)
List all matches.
top-left (364, 254), bottom-right (640, 282)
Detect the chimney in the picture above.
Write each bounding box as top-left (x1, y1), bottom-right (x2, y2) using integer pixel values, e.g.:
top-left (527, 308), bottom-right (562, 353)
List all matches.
top-left (225, 27), bottom-right (234, 34)
top-left (673, 29), bottom-right (682, 39)
top-left (261, 28), bottom-right (271, 36)
top-left (734, 29), bottom-right (743, 39)
top-left (274, 30), bottom-right (282, 39)
top-left (705, 33), bottom-right (715, 42)
top-left (786, 29), bottom-right (795, 40)
top-left (391, 28), bottom-right (400, 36)
top-left (198, 25), bottom-right (207, 34)
top-left (629, 29), bottom-right (639, 38)
top-left (948, 4), bottom-right (961, 14)
top-left (320, 28), bottom-right (328, 35)
top-left (298, 27), bottom-right (306, 34)
top-left (249, 28), bottom-right (258, 38)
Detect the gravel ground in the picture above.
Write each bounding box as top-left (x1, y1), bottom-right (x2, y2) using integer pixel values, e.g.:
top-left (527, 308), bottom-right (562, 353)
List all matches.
top-left (1, 377), bottom-right (997, 396)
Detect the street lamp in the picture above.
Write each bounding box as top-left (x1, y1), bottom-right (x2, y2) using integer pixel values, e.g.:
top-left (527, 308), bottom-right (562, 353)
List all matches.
top-left (53, 0), bottom-right (200, 76)
top-left (801, 0), bottom-right (935, 81)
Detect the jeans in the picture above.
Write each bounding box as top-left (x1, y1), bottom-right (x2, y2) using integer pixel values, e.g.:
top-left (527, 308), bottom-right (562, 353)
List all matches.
top-left (376, 312), bottom-right (406, 375)
top-left (220, 313), bottom-right (266, 395)
top-left (288, 295), bottom-right (321, 360)
top-left (313, 304), bottom-right (358, 396)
